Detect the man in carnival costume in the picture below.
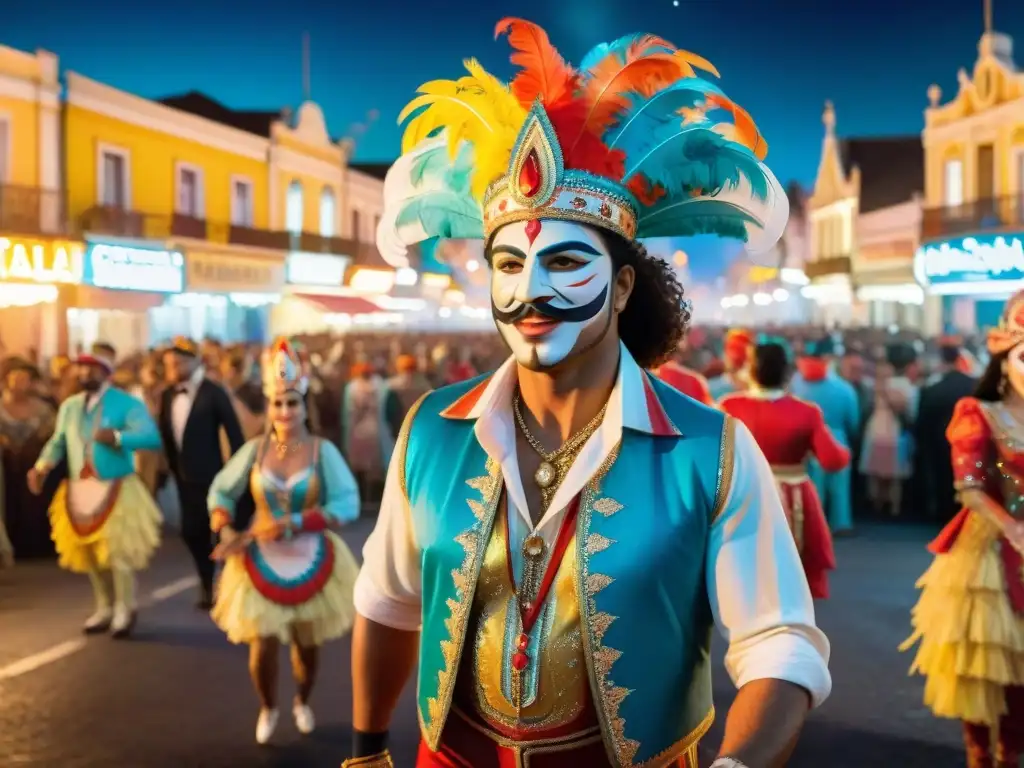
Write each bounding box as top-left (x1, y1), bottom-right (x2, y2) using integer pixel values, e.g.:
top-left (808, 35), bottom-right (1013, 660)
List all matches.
top-left (28, 342), bottom-right (163, 638)
top-left (708, 328), bottom-right (754, 402)
top-left (347, 19), bottom-right (829, 768)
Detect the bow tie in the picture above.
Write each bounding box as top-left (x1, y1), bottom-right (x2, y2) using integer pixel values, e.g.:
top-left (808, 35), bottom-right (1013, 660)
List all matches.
top-left (173, 385), bottom-right (190, 396)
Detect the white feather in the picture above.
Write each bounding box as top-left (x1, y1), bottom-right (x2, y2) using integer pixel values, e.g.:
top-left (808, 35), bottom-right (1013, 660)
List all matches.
top-left (375, 137), bottom-right (451, 267)
top-left (703, 161), bottom-right (788, 263)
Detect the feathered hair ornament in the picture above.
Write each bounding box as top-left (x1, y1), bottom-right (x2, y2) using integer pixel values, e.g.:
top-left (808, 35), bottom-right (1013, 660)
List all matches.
top-left (376, 18), bottom-right (788, 267)
top-left (262, 337), bottom-right (309, 398)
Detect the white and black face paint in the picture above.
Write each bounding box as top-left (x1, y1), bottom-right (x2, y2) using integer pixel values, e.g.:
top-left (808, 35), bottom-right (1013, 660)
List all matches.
top-left (489, 219), bottom-right (614, 369)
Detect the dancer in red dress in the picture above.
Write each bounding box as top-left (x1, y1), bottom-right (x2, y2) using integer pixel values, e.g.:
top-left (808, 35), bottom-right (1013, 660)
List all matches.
top-left (721, 340), bottom-right (850, 598)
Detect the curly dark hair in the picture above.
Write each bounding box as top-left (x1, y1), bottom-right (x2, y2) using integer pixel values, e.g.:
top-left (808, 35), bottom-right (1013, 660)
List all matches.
top-left (597, 229), bottom-right (690, 369)
top-left (975, 349), bottom-right (1009, 402)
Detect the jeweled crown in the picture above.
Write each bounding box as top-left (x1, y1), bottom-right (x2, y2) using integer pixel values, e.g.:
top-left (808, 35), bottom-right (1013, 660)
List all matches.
top-left (481, 104), bottom-right (638, 241)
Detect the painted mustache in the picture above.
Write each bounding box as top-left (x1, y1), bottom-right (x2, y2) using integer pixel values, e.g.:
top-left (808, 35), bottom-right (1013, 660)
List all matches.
top-left (492, 286), bottom-right (608, 325)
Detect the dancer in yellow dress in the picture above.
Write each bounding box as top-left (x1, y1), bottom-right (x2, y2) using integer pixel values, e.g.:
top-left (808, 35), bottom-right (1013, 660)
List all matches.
top-left (209, 337), bottom-right (360, 745)
top-left (901, 292), bottom-right (1024, 768)
top-left (28, 343), bottom-right (163, 638)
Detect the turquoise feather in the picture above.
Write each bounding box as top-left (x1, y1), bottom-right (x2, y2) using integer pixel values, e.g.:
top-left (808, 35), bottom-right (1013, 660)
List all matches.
top-left (395, 192), bottom-right (484, 240)
top-left (638, 198), bottom-right (759, 239)
top-left (605, 78), bottom-right (725, 154)
top-left (579, 33), bottom-right (675, 73)
top-left (624, 127), bottom-right (769, 200)
top-left (409, 143), bottom-right (474, 195)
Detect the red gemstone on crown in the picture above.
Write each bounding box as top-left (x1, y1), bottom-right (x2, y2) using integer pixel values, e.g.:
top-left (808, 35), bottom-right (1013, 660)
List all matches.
top-left (498, 199), bottom-right (508, 212)
top-left (512, 650), bottom-right (529, 671)
top-left (571, 197), bottom-right (587, 209)
top-left (518, 633), bottom-right (529, 650)
top-left (519, 150), bottom-right (542, 198)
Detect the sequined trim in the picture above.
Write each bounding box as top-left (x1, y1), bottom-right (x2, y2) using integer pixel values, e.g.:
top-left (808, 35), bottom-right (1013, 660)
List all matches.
top-left (575, 443), bottom-right (642, 765)
top-left (420, 456), bottom-right (503, 751)
top-left (710, 416), bottom-right (737, 525)
top-left (398, 392), bottom-right (430, 500)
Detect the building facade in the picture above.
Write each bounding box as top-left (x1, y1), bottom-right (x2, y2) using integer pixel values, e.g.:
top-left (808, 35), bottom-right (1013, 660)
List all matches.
top-left (805, 102), bottom-right (928, 330)
top-left (62, 74), bottom-right (370, 352)
top-left (915, 24), bottom-right (1024, 332)
top-left (0, 44), bottom-right (75, 359)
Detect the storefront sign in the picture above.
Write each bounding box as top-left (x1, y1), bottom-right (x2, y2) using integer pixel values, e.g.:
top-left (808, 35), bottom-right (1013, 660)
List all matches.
top-left (286, 252), bottom-right (349, 287)
top-left (84, 241), bottom-right (184, 293)
top-left (0, 237), bottom-right (83, 284)
top-left (915, 234), bottom-right (1024, 294)
top-left (187, 250), bottom-right (285, 293)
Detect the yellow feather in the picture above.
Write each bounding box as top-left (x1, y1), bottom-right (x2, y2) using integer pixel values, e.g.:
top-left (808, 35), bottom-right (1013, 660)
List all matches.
top-left (398, 59), bottom-right (527, 200)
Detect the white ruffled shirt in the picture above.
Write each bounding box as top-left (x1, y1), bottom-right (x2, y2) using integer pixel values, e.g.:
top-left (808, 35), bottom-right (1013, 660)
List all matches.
top-left (354, 343), bottom-right (832, 706)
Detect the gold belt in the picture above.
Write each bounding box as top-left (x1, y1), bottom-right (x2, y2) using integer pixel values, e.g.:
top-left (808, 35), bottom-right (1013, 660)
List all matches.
top-left (450, 704), bottom-right (603, 767)
top-left (771, 464), bottom-right (807, 552)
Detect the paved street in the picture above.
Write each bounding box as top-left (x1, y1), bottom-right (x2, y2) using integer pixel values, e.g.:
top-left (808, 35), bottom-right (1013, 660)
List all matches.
top-left (0, 519), bottom-right (965, 767)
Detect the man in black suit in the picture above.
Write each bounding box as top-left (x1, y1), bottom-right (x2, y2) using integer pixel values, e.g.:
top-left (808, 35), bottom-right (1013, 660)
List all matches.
top-left (159, 337), bottom-right (244, 609)
top-left (915, 340), bottom-right (977, 524)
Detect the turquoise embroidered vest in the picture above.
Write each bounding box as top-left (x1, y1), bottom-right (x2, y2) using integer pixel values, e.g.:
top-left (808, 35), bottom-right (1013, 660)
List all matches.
top-left (402, 374), bottom-right (731, 767)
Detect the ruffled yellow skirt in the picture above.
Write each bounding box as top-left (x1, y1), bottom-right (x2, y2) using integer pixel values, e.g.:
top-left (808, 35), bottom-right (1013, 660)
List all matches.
top-left (212, 530), bottom-right (359, 647)
top-left (900, 511), bottom-right (1024, 725)
top-left (49, 475), bottom-right (162, 573)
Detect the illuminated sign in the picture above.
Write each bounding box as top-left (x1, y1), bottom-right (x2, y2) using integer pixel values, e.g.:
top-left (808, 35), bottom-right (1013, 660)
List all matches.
top-left (187, 250), bottom-right (285, 293)
top-left (84, 241), bottom-right (184, 293)
top-left (0, 237), bottom-right (83, 284)
top-left (915, 234), bottom-right (1024, 295)
top-left (286, 252), bottom-right (349, 286)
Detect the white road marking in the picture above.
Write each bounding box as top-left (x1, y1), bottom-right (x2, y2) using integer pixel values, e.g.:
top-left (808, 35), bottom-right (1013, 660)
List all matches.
top-left (0, 639), bottom-right (87, 681)
top-left (146, 575), bottom-right (198, 604)
top-left (0, 574), bottom-right (200, 682)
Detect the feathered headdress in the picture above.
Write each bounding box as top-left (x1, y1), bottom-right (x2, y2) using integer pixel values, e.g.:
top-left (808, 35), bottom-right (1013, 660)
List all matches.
top-left (376, 18), bottom-right (788, 267)
top-left (262, 337), bottom-right (308, 398)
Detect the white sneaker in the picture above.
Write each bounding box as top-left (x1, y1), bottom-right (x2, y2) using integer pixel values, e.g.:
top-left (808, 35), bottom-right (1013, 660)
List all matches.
top-left (83, 607), bottom-right (113, 634)
top-left (293, 701), bottom-right (315, 735)
top-left (110, 604), bottom-right (134, 639)
top-left (255, 708), bottom-right (279, 745)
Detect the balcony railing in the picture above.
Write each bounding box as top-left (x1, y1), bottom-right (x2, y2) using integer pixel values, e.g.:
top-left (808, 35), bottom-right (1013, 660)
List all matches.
top-left (921, 196), bottom-right (1024, 241)
top-left (0, 185), bottom-right (68, 236)
top-left (77, 207), bottom-right (368, 259)
top-left (804, 255), bottom-right (852, 279)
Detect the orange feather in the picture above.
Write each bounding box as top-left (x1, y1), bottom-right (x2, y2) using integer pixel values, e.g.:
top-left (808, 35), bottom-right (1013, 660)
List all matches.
top-left (626, 175), bottom-right (667, 206)
top-left (706, 93), bottom-right (767, 160)
top-left (581, 53), bottom-right (685, 134)
top-left (495, 18), bottom-right (578, 109)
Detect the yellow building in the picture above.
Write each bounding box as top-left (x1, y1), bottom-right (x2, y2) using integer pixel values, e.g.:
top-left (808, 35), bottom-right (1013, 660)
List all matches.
top-left (914, 20), bottom-right (1024, 331)
top-left (805, 102), bottom-right (926, 330)
top-left (63, 74), bottom-right (361, 352)
top-left (0, 43), bottom-right (76, 358)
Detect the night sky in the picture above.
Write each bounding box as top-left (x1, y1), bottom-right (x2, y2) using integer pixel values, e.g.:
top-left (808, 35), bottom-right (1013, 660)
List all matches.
top-left (6, 0), bottom-right (1023, 281)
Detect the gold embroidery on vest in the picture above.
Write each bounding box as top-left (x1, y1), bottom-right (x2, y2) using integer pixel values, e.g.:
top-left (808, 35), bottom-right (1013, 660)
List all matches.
top-left (469, 501), bottom-right (589, 733)
top-left (421, 456), bottom-right (502, 750)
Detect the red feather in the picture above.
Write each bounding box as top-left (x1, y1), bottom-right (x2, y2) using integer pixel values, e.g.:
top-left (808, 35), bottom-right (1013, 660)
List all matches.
top-left (495, 18), bottom-right (578, 109)
top-left (626, 175), bottom-right (667, 206)
top-left (546, 100), bottom-right (625, 177)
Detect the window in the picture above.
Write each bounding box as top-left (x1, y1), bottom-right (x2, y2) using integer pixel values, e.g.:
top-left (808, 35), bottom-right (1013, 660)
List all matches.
top-left (100, 148), bottom-right (129, 208)
top-left (944, 159), bottom-right (963, 207)
top-left (231, 177), bottom-right (254, 227)
top-left (351, 209), bottom-right (362, 242)
top-left (0, 117), bottom-right (9, 183)
top-left (319, 187), bottom-right (336, 237)
top-left (175, 164), bottom-right (203, 217)
top-left (286, 180), bottom-right (304, 234)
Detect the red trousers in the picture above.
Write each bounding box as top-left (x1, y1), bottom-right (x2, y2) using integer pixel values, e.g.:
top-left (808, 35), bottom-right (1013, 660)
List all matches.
top-left (416, 707), bottom-right (693, 768)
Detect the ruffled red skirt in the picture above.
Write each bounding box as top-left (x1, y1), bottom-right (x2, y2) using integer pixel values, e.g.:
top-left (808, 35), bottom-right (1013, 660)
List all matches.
top-left (777, 479), bottom-right (836, 599)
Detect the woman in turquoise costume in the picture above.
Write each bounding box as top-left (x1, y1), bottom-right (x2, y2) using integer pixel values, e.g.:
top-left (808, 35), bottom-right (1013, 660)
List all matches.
top-left (208, 337), bottom-right (360, 746)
